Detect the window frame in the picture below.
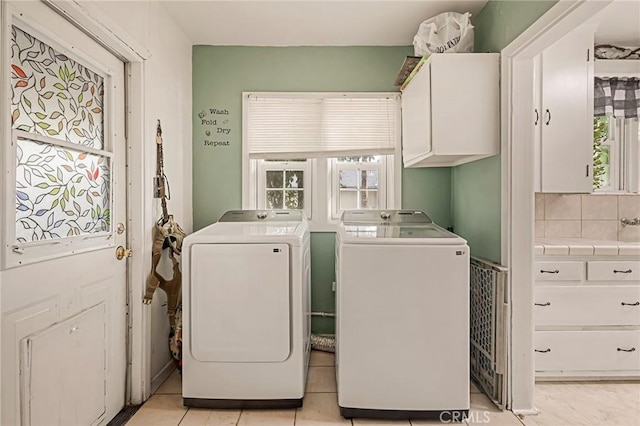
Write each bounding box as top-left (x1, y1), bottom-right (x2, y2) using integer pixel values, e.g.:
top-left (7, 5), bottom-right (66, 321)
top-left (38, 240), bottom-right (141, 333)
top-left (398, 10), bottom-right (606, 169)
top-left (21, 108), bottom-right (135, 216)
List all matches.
top-left (329, 156), bottom-right (391, 220)
top-left (4, 20), bottom-right (118, 268)
top-left (594, 116), bottom-right (639, 194)
top-left (256, 159), bottom-right (313, 218)
top-left (242, 92), bottom-right (402, 231)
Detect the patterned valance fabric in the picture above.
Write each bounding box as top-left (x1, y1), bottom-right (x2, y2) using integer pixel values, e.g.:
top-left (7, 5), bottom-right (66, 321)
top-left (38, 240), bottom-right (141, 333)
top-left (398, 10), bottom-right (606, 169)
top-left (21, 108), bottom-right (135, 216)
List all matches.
top-left (594, 44), bottom-right (640, 60)
top-left (594, 77), bottom-right (640, 119)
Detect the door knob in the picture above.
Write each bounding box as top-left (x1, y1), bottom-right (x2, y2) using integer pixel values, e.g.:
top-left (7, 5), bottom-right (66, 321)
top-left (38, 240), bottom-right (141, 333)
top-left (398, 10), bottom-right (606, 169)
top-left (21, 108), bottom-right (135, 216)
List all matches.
top-left (116, 246), bottom-right (132, 260)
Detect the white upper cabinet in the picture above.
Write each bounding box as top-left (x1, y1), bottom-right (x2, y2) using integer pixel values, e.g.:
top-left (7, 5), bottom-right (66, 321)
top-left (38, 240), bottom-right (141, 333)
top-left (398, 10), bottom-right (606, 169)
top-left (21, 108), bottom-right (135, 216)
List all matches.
top-left (534, 25), bottom-right (594, 193)
top-left (401, 53), bottom-right (500, 167)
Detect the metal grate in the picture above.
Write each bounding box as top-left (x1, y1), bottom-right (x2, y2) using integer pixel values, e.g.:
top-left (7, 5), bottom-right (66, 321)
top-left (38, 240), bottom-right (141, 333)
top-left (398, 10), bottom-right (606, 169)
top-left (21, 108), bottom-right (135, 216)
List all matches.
top-left (470, 256), bottom-right (508, 408)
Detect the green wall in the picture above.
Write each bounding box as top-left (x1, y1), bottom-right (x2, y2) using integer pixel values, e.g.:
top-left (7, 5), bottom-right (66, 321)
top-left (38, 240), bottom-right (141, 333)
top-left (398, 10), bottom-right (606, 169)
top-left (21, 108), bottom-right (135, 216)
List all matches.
top-left (192, 46), bottom-right (452, 333)
top-left (473, 0), bottom-right (558, 53)
top-left (451, 0), bottom-right (558, 262)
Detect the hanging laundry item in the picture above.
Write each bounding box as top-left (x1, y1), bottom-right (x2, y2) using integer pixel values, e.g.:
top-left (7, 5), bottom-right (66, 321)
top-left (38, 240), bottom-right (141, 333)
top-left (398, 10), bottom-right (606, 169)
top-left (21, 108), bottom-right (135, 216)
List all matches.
top-left (144, 120), bottom-right (186, 367)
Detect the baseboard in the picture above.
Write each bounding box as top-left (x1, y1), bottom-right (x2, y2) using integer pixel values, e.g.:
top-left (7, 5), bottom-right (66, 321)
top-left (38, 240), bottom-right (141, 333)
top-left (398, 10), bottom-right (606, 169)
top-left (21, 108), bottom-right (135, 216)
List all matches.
top-left (512, 408), bottom-right (539, 416)
top-left (150, 359), bottom-right (177, 394)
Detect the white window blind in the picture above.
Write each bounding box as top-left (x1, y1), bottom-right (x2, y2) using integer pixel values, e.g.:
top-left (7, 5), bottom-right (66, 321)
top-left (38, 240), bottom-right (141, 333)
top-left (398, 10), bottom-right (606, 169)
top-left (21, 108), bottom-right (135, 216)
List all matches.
top-left (245, 93), bottom-right (399, 159)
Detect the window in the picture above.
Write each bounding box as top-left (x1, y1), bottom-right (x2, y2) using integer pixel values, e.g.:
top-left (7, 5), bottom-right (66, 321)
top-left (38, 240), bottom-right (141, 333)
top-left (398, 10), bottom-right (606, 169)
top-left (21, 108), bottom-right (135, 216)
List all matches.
top-left (243, 93), bottom-right (401, 229)
top-left (593, 74), bottom-right (640, 193)
top-left (257, 159), bottom-right (311, 218)
top-left (331, 156), bottom-right (389, 219)
top-left (7, 23), bottom-right (117, 265)
top-left (593, 115), bottom-right (639, 193)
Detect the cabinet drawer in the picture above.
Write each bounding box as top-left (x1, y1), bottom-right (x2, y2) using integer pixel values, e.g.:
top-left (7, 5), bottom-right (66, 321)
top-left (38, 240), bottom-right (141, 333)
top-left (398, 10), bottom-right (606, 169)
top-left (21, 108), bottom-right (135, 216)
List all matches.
top-left (535, 261), bottom-right (584, 281)
top-left (587, 261), bottom-right (640, 281)
top-left (535, 286), bottom-right (640, 326)
top-left (535, 330), bottom-right (640, 372)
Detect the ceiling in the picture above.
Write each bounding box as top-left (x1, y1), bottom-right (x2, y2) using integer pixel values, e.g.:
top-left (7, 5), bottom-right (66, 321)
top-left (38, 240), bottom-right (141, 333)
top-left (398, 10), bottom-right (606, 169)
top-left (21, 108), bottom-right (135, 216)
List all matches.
top-left (594, 0), bottom-right (640, 46)
top-left (160, 0), bottom-right (489, 46)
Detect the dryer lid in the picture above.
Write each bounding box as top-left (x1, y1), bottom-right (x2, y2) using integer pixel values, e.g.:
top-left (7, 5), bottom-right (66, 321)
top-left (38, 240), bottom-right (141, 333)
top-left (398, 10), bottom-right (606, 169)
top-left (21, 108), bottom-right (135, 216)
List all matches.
top-left (219, 210), bottom-right (305, 223)
top-left (343, 223), bottom-right (460, 240)
top-left (341, 210), bottom-right (432, 225)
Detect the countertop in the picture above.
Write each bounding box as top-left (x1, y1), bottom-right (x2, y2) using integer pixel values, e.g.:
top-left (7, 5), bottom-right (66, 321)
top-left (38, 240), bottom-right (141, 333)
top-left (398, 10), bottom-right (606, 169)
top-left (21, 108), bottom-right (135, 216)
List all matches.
top-left (535, 238), bottom-right (640, 256)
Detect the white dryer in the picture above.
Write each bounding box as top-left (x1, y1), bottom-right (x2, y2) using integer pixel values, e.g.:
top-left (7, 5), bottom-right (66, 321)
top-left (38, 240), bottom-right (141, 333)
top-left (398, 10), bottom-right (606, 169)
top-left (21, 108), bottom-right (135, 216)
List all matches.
top-left (335, 210), bottom-right (469, 420)
top-left (182, 210), bottom-right (311, 408)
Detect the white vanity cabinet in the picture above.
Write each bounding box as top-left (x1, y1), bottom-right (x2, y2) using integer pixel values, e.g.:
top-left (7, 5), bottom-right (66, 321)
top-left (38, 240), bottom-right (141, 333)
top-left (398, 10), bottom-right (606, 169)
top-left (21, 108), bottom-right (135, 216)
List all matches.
top-left (533, 25), bottom-right (594, 193)
top-left (534, 257), bottom-right (640, 379)
top-left (401, 53), bottom-right (499, 167)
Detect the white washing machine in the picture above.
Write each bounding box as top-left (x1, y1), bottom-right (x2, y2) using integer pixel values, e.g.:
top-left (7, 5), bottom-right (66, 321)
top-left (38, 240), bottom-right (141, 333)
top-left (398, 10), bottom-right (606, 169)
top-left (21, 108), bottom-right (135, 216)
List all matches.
top-left (182, 210), bottom-right (311, 408)
top-left (335, 210), bottom-right (469, 420)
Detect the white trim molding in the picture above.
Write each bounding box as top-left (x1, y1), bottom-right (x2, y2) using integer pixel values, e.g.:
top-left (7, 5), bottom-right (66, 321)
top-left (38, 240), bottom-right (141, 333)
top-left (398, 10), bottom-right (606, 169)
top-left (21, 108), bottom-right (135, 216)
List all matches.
top-left (42, 1), bottom-right (150, 61)
top-left (500, 0), bottom-right (613, 415)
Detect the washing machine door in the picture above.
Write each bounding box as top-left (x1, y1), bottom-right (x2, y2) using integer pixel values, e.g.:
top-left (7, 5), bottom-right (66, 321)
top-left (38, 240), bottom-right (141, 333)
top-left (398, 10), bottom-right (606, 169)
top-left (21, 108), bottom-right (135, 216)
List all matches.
top-left (190, 243), bottom-right (291, 362)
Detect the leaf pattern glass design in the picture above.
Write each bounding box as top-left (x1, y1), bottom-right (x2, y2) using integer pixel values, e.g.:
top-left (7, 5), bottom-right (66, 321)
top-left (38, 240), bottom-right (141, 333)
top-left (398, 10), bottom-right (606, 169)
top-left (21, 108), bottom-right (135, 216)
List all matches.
top-left (16, 138), bottom-right (110, 242)
top-left (10, 25), bottom-right (104, 149)
top-left (10, 25), bottom-right (111, 244)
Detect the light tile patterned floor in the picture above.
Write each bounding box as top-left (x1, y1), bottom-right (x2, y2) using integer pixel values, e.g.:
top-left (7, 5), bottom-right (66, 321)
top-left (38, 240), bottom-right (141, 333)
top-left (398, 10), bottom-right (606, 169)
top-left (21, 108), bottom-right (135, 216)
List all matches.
top-left (126, 352), bottom-right (640, 425)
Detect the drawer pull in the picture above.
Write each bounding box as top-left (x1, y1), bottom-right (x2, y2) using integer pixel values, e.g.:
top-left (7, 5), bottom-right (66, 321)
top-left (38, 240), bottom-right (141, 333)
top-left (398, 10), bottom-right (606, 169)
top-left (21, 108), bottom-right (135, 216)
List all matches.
top-left (617, 347), bottom-right (636, 353)
top-left (621, 302), bottom-right (640, 306)
top-left (614, 269), bottom-right (632, 274)
top-left (540, 269), bottom-right (560, 274)
top-left (535, 348), bottom-right (551, 353)
top-left (535, 302), bottom-right (551, 307)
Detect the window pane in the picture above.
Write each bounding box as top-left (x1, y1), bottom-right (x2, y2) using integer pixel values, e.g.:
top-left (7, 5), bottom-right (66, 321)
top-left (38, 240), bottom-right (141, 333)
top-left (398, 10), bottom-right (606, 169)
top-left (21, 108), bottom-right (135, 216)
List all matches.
top-left (593, 116), bottom-right (609, 190)
top-left (361, 170), bottom-right (379, 189)
top-left (339, 170), bottom-right (358, 189)
top-left (16, 138), bottom-right (110, 242)
top-left (339, 190), bottom-right (358, 210)
top-left (266, 190), bottom-right (283, 208)
top-left (285, 190), bottom-right (304, 209)
top-left (285, 170), bottom-right (303, 188)
top-left (10, 26), bottom-right (104, 149)
top-left (597, 145), bottom-right (611, 188)
top-left (359, 190), bottom-right (378, 209)
top-left (266, 171), bottom-right (284, 188)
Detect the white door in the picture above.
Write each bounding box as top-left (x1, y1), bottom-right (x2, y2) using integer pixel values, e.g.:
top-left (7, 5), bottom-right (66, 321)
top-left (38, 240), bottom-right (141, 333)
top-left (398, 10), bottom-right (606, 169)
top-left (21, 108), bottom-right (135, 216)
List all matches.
top-left (2, 1), bottom-right (127, 424)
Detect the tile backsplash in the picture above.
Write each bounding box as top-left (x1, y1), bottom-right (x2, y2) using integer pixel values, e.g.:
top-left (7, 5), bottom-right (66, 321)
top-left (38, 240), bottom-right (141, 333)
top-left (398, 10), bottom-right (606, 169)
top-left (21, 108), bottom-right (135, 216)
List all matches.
top-left (535, 193), bottom-right (640, 242)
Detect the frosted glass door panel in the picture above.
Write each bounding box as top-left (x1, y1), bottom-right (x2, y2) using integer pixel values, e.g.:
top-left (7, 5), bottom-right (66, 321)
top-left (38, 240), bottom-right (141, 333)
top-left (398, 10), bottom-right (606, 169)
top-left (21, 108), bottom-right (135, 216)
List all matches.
top-left (16, 136), bottom-right (110, 242)
top-left (11, 25), bottom-right (104, 149)
top-left (190, 243), bottom-right (291, 362)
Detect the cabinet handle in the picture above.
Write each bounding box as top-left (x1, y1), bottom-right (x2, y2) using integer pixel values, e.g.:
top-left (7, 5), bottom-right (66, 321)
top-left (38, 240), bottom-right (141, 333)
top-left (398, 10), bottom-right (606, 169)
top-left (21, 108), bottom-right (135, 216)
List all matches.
top-left (534, 109), bottom-right (539, 125)
top-left (614, 269), bottom-right (632, 274)
top-left (540, 269), bottom-right (559, 274)
top-left (535, 348), bottom-right (551, 353)
top-left (621, 302), bottom-right (640, 306)
top-left (617, 347), bottom-right (636, 353)
top-left (545, 109), bottom-right (551, 125)
top-left (535, 302), bottom-right (551, 307)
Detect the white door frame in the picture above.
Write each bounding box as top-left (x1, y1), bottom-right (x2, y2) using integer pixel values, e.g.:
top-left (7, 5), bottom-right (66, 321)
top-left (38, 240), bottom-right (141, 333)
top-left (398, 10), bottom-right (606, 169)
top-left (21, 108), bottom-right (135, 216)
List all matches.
top-left (500, 0), bottom-right (612, 414)
top-left (27, 0), bottom-right (154, 405)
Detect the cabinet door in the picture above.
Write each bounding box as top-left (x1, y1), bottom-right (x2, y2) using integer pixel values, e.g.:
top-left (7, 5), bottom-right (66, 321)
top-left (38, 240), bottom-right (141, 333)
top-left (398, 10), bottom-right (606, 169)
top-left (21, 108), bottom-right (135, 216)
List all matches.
top-left (401, 62), bottom-right (432, 164)
top-left (540, 26), bottom-right (594, 193)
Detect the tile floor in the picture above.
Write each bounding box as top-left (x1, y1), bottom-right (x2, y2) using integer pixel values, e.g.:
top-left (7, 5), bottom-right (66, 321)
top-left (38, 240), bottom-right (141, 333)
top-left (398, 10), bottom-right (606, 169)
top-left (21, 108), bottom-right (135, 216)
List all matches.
top-left (126, 351), bottom-right (640, 426)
